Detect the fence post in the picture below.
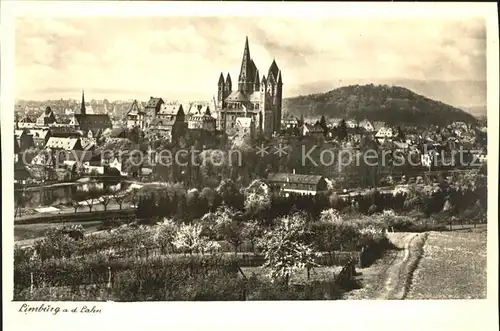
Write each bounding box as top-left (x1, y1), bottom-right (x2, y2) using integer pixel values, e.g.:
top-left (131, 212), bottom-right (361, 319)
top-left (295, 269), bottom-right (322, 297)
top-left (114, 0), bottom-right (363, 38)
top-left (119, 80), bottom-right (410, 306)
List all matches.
top-left (30, 272), bottom-right (34, 294)
top-left (107, 267), bottom-right (112, 288)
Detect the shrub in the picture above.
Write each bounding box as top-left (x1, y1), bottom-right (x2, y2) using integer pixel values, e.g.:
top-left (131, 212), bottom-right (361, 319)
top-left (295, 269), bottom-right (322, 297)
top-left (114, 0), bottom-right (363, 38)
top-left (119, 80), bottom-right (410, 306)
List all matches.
top-left (367, 204), bottom-right (378, 215)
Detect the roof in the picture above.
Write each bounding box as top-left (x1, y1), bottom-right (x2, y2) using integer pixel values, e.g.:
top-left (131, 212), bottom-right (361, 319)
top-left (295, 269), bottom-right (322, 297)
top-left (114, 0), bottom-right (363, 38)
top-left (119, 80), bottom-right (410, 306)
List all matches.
top-left (248, 91), bottom-right (261, 102)
top-left (158, 104), bottom-right (183, 116)
top-left (373, 121), bottom-right (386, 131)
top-left (225, 91), bottom-right (249, 103)
top-left (45, 137), bottom-right (81, 150)
top-left (29, 129), bottom-right (49, 139)
top-left (189, 113), bottom-right (215, 122)
top-left (48, 127), bottom-right (80, 138)
top-left (74, 114), bottom-right (112, 130)
top-left (267, 173), bottom-right (324, 185)
top-left (304, 123), bottom-right (324, 133)
top-left (145, 97), bottom-right (164, 109)
top-left (127, 100), bottom-right (144, 115)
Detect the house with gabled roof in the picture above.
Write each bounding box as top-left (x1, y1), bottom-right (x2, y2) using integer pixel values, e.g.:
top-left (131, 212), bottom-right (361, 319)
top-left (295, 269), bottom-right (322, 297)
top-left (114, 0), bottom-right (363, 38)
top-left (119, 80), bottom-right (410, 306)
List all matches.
top-left (267, 171), bottom-right (328, 196)
top-left (45, 137), bottom-right (82, 151)
top-left (36, 107), bottom-right (57, 126)
top-left (126, 100), bottom-right (145, 129)
top-left (188, 105), bottom-right (216, 132)
top-left (359, 119), bottom-right (375, 132)
top-left (146, 103), bottom-right (187, 142)
top-left (29, 128), bottom-right (51, 147)
top-left (144, 97), bottom-right (165, 128)
top-left (375, 126), bottom-right (394, 143)
top-left (300, 123), bottom-right (324, 138)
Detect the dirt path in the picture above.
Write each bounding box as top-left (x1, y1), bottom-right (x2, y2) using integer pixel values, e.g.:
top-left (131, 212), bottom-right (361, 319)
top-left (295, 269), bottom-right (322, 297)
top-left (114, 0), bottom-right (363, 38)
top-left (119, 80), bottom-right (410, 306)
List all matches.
top-left (343, 232), bottom-right (427, 300)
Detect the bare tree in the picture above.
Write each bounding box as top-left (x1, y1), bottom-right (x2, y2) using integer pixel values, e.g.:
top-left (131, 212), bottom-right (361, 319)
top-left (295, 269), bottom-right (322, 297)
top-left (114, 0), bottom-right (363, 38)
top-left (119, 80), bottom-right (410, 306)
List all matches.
top-left (100, 186), bottom-right (112, 211)
top-left (74, 187), bottom-right (101, 212)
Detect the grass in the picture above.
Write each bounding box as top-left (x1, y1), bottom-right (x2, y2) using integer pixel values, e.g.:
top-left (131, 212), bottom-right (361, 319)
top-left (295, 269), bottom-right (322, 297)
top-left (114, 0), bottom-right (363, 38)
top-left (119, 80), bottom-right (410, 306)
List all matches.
top-left (406, 228), bottom-right (487, 299)
top-left (14, 284), bottom-right (113, 301)
top-left (14, 221), bottom-right (102, 241)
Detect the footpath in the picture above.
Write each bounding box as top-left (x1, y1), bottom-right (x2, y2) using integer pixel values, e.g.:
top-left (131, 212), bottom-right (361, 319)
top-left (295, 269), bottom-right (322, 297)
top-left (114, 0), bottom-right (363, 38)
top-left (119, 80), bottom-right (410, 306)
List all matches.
top-left (342, 232), bottom-right (427, 300)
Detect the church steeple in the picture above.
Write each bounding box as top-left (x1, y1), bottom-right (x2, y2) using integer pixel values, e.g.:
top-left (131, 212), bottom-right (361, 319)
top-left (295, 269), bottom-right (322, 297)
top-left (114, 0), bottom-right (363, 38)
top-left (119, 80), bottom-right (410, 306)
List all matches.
top-left (238, 36), bottom-right (252, 93)
top-left (81, 90), bottom-right (86, 115)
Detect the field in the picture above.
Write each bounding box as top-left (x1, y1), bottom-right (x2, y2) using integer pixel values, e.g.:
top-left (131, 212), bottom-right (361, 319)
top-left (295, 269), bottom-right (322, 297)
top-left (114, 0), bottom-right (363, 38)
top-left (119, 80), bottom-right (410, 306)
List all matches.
top-left (406, 228), bottom-right (487, 299)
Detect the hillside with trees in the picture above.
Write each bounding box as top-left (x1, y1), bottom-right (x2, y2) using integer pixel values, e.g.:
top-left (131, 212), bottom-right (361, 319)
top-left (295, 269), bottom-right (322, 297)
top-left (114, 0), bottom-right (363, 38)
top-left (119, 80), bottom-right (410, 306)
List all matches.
top-left (283, 84), bottom-right (478, 127)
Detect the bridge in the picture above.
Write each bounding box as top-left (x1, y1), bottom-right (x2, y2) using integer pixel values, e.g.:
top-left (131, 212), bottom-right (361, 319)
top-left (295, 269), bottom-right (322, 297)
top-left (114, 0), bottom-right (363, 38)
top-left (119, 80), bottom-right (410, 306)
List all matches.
top-left (14, 208), bottom-right (136, 225)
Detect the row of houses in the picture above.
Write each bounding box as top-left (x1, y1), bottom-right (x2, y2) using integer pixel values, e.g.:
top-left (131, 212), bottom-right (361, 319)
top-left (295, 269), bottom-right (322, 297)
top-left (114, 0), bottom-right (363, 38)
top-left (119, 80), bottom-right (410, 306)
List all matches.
top-left (125, 97), bottom-right (256, 140)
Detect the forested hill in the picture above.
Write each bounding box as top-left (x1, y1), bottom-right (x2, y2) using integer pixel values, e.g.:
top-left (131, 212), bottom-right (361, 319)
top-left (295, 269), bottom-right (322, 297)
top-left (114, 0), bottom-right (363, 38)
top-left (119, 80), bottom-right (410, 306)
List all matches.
top-left (283, 84), bottom-right (478, 127)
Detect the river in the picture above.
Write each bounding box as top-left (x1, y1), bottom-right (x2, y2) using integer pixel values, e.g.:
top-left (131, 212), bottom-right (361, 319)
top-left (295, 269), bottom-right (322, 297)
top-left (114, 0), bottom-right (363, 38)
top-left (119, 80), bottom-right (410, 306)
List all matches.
top-left (15, 179), bottom-right (132, 208)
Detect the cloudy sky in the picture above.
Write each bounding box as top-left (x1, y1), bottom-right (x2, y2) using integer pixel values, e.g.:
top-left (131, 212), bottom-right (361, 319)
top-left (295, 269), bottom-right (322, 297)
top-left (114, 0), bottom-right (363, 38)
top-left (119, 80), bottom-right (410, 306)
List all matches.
top-left (15, 16), bottom-right (486, 107)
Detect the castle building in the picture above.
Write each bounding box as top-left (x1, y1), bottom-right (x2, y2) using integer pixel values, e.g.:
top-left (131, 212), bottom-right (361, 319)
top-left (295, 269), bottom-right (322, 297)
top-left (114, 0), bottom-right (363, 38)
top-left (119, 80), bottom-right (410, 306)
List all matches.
top-left (217, 37), bottom-right (282, 137)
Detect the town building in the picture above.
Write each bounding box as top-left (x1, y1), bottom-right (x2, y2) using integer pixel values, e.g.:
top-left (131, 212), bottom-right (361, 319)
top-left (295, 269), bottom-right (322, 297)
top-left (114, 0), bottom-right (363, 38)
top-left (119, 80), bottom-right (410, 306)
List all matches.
top-left (345, 120), bottom-right (358, 129)
top-left (17, 116), bottom-right (36, 129)
top-left (29, 129), bottom-right (51, 148)
top-left (146, 103), bottom-right (187, 142)
top-left (267, 172), bottom-right (328, 196)
top-left (70, 91), bottom-right (112, 139)
top-left (126, 100), bottom-right (145, 129)
top-left (187, 105), bottom-right (217, 132)
top-left (300, 123), bottom-right (324, 138)
top-left (45, 137), bottom-right (83, 151)
top-left (375, 126), bottom-right (394, 143)
top-left (281, 117), bottom-right (299, 129)
top-left (144, 97), bottom-right (165, 128)
top-left (36, 107), bottom-right (57, 126)
top-left (216, 37), bottom-right (282, 137)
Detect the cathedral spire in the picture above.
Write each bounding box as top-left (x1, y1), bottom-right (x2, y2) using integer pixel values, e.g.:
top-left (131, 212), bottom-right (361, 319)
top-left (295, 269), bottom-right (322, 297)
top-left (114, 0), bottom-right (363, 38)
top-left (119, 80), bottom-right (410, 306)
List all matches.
top-left (81, 89), bottom-right (86, 115)
top-left (238, 36), bottom-right (252, 92)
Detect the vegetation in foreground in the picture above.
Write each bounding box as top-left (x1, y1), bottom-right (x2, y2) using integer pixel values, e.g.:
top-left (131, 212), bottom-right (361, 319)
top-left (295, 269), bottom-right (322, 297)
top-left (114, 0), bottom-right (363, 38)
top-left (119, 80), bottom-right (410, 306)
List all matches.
top-left (13, 171), bottom-right (487, 301)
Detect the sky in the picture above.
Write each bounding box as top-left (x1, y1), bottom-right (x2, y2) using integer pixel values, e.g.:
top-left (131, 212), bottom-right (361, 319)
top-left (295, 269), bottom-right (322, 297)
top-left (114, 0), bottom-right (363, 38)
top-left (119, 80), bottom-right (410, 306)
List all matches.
top-left (15, 16), bottom-right (486, 107)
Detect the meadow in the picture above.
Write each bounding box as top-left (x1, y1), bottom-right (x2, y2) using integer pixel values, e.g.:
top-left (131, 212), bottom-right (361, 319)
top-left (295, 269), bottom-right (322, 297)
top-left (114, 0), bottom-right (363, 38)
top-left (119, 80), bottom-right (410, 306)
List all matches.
top-left (406, 228), bottom-right (487, 299)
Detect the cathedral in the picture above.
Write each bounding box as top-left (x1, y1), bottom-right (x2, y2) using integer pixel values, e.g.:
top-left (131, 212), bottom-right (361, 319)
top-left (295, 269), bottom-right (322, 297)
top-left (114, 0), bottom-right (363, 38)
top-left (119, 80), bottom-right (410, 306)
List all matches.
top-left (216, 37), bottom-right (283, 137)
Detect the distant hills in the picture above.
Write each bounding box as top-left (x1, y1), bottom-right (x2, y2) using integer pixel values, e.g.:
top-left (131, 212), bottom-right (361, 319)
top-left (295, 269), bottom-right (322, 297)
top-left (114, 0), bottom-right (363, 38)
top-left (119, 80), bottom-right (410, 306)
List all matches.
top-left (283, 84), bottom-right (479, 127)
top-left (461, 106), bottom-right (487, 119)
